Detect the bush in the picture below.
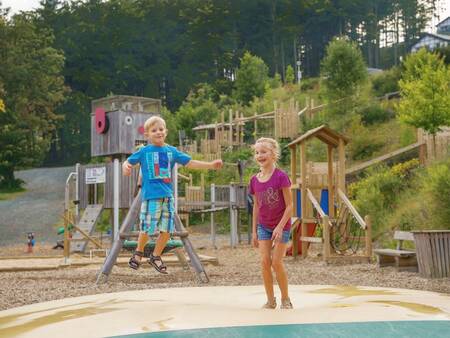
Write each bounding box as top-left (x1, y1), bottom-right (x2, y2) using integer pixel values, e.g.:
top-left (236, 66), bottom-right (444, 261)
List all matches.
top-left (347, 117), bottom-right (384, 160)
top-left (360, 104), bottom-right (391, 125)
top-left (348, 159), bottom-right (420, 237)
top-left (371, 67), bottom-right (401, 97)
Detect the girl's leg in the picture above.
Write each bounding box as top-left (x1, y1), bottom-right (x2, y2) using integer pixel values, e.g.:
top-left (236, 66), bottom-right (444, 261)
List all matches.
top-left (272, 242), bottom-right (289, 301)
top-left (258, 240), bottom-right (275, 303)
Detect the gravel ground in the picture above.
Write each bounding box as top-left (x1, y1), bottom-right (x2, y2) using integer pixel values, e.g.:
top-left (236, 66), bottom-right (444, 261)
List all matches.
top-left (0, 167), bottom-right (449, 312)
top-left (0, 235), bottom-right (449, 312)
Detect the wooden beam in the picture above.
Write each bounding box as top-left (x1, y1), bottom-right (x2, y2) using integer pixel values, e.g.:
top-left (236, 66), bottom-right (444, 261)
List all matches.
top-left (327, 145), bottom-right (335, 218)
top-left (300, 142), bottom-right (307, 258)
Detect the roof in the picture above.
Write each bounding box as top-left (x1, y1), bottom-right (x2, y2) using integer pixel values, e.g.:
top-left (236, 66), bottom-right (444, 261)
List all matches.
top-left (414, 32), bottom-right (450, 43)
top-left (436, 17), bottom-right (450, 28)
top-left (287, 125), bottom-right (349, 148)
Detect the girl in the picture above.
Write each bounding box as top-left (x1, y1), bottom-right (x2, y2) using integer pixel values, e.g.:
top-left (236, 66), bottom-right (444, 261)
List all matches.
top-left (249, 137), bottom-right (293, 309)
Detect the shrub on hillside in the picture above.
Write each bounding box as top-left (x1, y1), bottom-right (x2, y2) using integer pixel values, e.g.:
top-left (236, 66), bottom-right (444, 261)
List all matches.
top-left (348, 159), bottom-right (420, 237)
top-left (360, 104), bottom-right (391, 125)
top-left (371, 67), bottom-right (401, 97)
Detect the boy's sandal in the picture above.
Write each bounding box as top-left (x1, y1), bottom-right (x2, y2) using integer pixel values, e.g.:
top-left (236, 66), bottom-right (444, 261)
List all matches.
top-left (128, 251), bottom-right (144, 270)
top-left (261, 297), bottom-right (276, 309)
top-left (148, 253), bottom-right (168, 274)
top-left (280, 298), bottom-right (293, 309)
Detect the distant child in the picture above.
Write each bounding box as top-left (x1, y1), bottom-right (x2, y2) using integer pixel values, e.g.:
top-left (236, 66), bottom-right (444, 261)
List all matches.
top-left (123, 116), bottom-right (223, 274)
top-left (249, 137), bottom-right (293, 309)
top-left (27, 232), bottom-right (35, 253)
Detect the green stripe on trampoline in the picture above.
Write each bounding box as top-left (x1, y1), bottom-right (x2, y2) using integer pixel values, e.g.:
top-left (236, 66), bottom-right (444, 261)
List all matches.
top-left (111, 320), bottom-right (450, 338)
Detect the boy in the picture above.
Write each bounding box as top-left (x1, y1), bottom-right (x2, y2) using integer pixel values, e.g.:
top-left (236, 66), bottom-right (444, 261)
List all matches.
top-left (123, 116), bottom-right (222, 273)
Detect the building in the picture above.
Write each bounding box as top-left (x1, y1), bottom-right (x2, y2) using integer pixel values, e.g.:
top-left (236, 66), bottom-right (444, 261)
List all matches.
top-left (411, 17), bottom-right (450, 52)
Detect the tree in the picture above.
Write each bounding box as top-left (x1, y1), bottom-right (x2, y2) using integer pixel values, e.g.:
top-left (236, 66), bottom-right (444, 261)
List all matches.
top-left (233, 52), bottom-right (269, 105)
top-left (285, 65), bottom-right (295, 84)
top-left (0, 13), bottom-right (65, 188)
top-left (320, 37), bottom-right (368, 130)
top-left (397, 49), bottom-right (450, 158)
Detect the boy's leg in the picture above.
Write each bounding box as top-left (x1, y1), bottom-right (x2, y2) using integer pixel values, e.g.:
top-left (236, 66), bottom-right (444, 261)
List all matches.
top-left (153, 231), bottom-right (170, 256)
top-left (259, 240), bottom-right (275, 304)
top-left (135, 232), bottom-right (149, 260)
top-left (272, 242), bottom-right (289, 301)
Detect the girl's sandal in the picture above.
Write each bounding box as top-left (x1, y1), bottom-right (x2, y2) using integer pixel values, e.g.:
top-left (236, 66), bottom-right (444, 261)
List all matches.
top-left (261, 297), bottom-right (277, 309)
top-left (280, 298), bottom-right (293, 309)
top-left (148, 253), bottom-right (168, 274)
top-left (128, 251), bottom-right (144, 270)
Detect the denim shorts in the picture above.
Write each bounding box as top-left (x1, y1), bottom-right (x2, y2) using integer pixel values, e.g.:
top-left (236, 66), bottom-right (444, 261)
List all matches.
top-left (257, 224), bottom-right (290, 243)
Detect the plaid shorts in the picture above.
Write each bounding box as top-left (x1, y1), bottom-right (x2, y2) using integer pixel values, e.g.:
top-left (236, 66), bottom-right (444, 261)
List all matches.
top-left (139, 197), bottom-right (175, 234)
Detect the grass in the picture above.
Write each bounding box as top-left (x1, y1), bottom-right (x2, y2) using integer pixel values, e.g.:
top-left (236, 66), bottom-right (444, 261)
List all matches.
top-left (0, 187), bottom-right (26, 201)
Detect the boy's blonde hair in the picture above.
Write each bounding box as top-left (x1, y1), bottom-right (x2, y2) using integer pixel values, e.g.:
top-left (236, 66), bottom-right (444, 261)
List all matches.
top-left (253, 137), bottom-right (280, 161)
top-left (144, 116), bottom-right (166, 134)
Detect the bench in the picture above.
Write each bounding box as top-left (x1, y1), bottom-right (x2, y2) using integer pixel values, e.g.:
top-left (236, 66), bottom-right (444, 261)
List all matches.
top-left (374, 231), bottom-right (418, 272)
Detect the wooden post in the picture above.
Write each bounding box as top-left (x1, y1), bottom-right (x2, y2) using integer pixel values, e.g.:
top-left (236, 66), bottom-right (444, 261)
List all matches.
top-left (364, 215), bottom-right (372, 261)
top-left (338, 138), bottom-right (346, 194)
top-left (214, 122), bottom-right (218, 153)
top-left (290, 147), bottom-right (297, 217)
top-left (300, 141), bottom-right (308, 258)
top-left (322, 215), bottom-right (330, 260)
top-left (254, 112), bottom-right (257, 140)
top-left (228, 109), bottom-right (233, 147)
top-left (327, 145), bottom-right (334, 218)
top-left (273, 101), bottom-right (278, 140)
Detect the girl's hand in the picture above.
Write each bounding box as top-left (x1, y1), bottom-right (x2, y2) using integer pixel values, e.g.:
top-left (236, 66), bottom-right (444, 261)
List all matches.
top-left (122, 161), bottom-right (132, 176)
top-left (252, 231), bottom-right (259, 248)
top-left (271, 226), bottom-right (283, 243)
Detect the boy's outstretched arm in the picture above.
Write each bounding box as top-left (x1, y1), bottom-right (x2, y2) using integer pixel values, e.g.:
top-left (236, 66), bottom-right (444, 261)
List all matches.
top-left (122, 160), bottom-right (134, 176)
top-left (185, 159), bottom-right (223, 170)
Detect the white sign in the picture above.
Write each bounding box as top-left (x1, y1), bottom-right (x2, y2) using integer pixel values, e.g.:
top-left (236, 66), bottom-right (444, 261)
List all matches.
top-left (86, 167), bottom-right (106, 184)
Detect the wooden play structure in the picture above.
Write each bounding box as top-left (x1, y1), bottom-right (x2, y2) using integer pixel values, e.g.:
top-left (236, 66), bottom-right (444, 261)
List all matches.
top-left (61, 95), bottom-right (211, 283)
top-left (288, 125), bottom-right (372, 263)
top-left (177, 173), bottom-right (205, 227)
top-left (190, 99), bottom-right (303, 159)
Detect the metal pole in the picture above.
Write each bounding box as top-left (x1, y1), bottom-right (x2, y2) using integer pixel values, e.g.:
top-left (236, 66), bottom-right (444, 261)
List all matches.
top-left (210, 184), bottom-right (216, 248)
top-left (75, 163), bottom-right (80, 221)
top-left (113, 159), bottom-right (120, 241)
top-left (230, 183), bottom-right (238, 248)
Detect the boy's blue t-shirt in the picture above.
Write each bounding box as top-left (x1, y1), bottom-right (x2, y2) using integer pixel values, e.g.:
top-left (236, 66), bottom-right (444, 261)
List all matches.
top-left (127, 144), bottom-right (191, 200)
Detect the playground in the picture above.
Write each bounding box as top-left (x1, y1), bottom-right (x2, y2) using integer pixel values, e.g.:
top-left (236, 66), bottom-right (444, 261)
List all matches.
top-left (1, 92), bottom-right (450, 336)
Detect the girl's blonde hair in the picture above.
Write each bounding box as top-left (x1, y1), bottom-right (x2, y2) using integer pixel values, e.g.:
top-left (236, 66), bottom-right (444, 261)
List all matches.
top-left (253, 137), bottom-right (280, 161)
top-left (144, 115), bottom-right (166, 134)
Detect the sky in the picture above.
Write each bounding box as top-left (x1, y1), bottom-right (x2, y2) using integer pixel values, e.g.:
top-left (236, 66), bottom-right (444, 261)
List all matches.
top-left (2, 0), bottom-right (450, 30)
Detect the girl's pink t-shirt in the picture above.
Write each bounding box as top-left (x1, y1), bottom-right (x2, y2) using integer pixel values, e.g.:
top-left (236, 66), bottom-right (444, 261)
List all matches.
top-left (249, 168), bottom-right (291, 231)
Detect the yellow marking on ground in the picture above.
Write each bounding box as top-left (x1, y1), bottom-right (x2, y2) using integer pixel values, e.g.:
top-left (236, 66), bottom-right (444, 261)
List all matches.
top-left (369, 301), bottom-right (445, 315)
top-left (310, 285), bottom-right (399, 297)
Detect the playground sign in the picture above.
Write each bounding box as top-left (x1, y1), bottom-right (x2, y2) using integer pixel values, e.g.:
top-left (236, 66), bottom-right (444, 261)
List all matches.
top-left (86, 167), bottom-right (106, 184)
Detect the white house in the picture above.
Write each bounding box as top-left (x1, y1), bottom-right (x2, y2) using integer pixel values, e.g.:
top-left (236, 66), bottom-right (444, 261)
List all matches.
top-left (411, 17), bottom-right (450, 52)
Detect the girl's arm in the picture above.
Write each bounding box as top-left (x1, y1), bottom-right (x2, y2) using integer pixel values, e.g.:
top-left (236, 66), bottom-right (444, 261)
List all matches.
top-left (272, 187), bottom-right (293, 240)
top-left (185, 159), bottom-right (223, 170)
top-left (252, 194), bottom-right (259, 247)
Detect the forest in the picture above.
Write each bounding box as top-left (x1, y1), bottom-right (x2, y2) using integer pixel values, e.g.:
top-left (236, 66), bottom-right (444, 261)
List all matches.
top-left (0, 0), bottom-right (446, 187)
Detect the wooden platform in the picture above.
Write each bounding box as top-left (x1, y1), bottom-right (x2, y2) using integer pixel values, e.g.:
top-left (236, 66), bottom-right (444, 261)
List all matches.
top-left (0, 253), bottom-right (218, 272)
